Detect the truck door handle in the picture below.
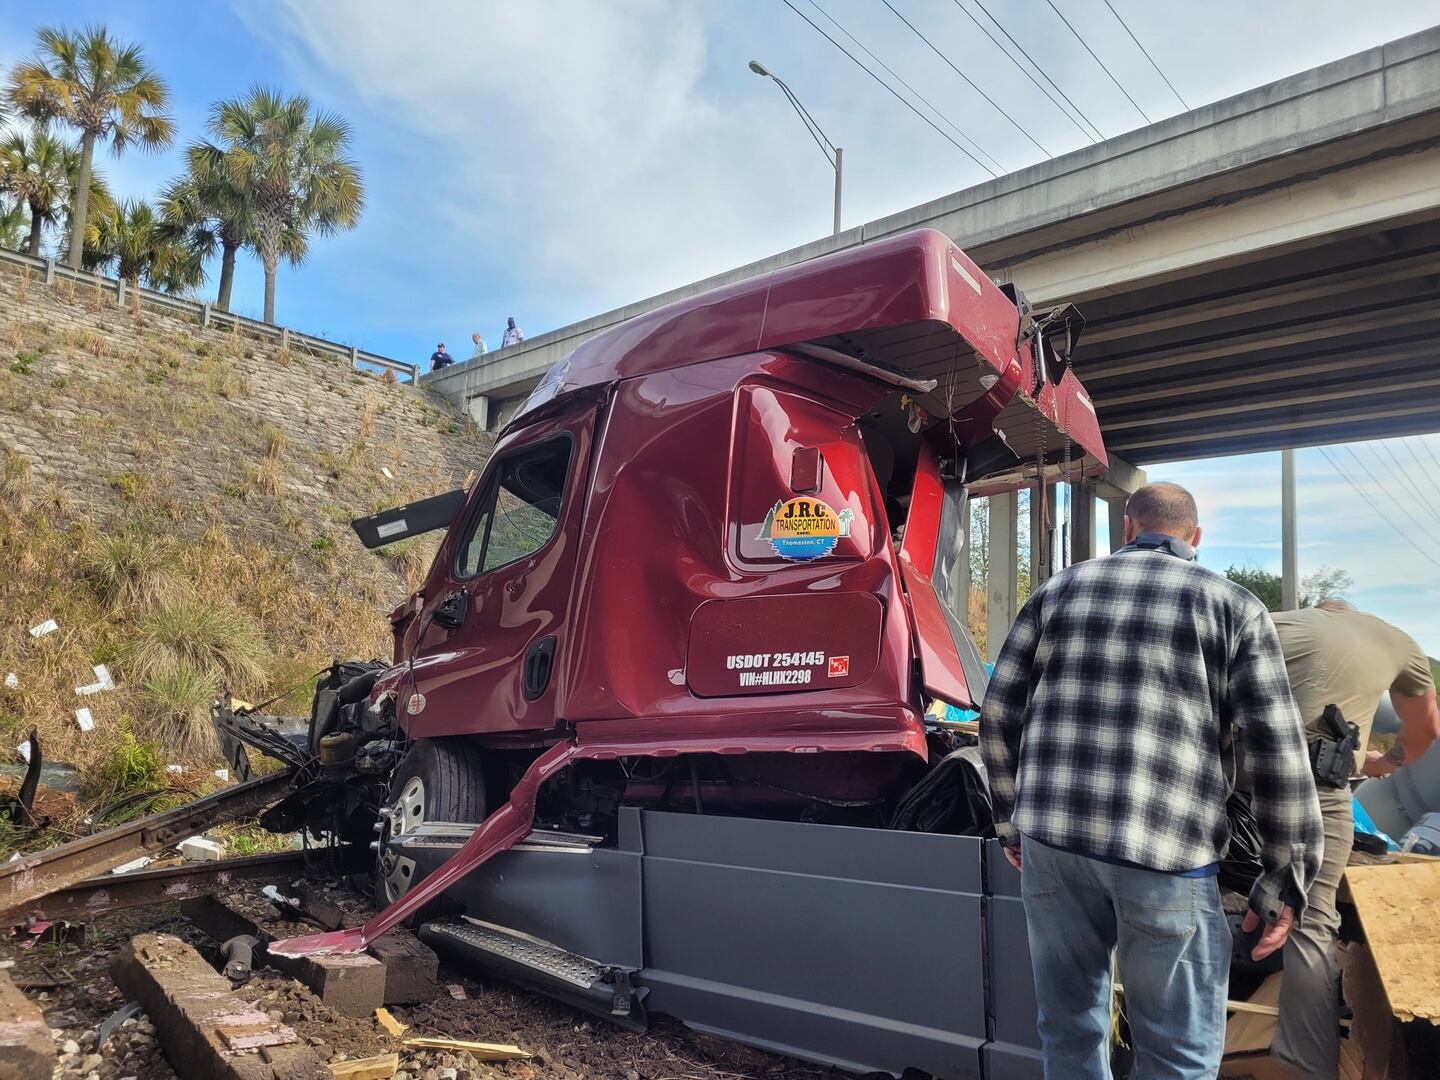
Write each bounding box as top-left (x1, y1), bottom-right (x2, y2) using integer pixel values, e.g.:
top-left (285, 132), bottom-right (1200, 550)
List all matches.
top-left (523, 637), bottom-right (557, 700)
top-left (433, 591), bottom-right (469, 630)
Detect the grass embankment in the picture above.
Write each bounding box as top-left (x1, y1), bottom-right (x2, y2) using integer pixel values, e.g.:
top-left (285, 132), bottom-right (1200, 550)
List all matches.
top-left (0, 306), bottom-right (478, 856)
top-left (0, 446), bottom-right (439, 855)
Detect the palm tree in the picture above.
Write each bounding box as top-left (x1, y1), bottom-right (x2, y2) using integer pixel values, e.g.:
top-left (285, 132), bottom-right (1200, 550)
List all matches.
top-left (0, 128), bottom-right (71, 255)
top-left (7, 25), bottom-right (175, 269)
top-left (60, 142), bottom-right (115, 265)
top-left (159, 150), bottom-right (252, 312)
top-left (0, 200), bottom-right (27, 251)
top-left (88, 198), bottom-right (205, 294)
top-left (196, 87), bottom-right (363, 324)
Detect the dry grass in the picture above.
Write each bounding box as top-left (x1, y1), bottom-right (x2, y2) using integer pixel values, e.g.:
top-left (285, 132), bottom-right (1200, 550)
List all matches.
top-left (0, 269), bottom-right (489, 850)
top-left (80, 531), bottom-right (180, 610)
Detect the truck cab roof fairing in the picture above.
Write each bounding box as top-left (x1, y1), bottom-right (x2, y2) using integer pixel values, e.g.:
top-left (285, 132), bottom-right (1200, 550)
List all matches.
top-left (513, 229), bottom-right (1023, 431)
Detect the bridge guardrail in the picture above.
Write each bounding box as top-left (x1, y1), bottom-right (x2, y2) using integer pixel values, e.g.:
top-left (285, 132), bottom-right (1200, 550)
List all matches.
top-left (0, 246), bottom-right (420, 384)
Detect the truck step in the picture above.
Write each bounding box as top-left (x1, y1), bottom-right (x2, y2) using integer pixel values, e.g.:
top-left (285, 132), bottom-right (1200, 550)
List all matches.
top-left (419, 917), bottom-right (645, 1031)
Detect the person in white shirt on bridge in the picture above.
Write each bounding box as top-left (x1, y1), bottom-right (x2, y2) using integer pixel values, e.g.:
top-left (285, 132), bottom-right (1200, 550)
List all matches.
top-left (501, 317), bottom-right (525, 348)
top-left (470, 332), bottom-right (487, 358)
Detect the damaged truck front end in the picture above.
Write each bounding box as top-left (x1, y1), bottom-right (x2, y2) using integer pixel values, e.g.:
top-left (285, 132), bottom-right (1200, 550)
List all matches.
top-left (216, 229), bottom-right (1107, 1078)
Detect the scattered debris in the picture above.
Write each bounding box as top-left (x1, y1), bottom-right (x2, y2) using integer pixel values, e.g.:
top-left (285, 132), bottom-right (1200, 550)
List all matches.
top-left (179, 836), bottom-right (227, 862)
top-left (1, 729), bottom-right (42, 828)
top-left (10, 918), bottom-right (84, 949)
top-left (28, 618), bottom-right (58, 638)
top-left (165, 763), bottom-right (186, 774)
top-left (374, 1007), bottom-right (406, 1037)
top-left (216, 767), bottom-right (231, 781)
top-left (95, 1000), bottom-right (144, 1049)
top-left (74, 664), bottom-right (115, 695)
top-left (74, 707), bottom-right (94, 732)
top-left (379, 467), bottom-right (393, 480)
top-left (4, 672), bottom-right (17, 689)
top-left (402, 1035), bottom-right (531, 1060)
top-left (330, 1051), bottom-right (399, 1078)
top-left (217, 1010), bottom-right (301, 1050)
top-left (110, 855), bottom-right (155, 875)
top-left (445, 983), bottom-right (466, 1001)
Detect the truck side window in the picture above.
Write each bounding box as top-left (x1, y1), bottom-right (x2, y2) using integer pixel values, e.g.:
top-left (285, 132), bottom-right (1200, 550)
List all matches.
top-left (456, 439), bottom-right (573, 579)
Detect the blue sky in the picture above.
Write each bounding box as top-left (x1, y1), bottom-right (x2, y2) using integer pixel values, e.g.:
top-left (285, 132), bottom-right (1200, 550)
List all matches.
top-left (3, 1), bottom-right (1439, 651)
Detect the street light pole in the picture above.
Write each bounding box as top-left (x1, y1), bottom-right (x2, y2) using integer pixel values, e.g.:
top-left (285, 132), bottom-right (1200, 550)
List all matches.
top-left (749, 60), bottom-right (843, 236)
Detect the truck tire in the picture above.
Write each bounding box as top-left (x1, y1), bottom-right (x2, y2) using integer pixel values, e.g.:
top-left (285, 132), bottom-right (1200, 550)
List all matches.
top-left (375, 737), bottom-right (488, 908)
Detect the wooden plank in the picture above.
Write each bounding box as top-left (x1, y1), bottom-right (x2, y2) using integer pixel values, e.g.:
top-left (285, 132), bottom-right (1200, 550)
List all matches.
top-left (1224, 974), bottom-right (1283, 1055)
top-left (1345, 942), bottom-right (1405, 1080)
top-left (329, 1053), bottom-right (399, 1079)
top-left (1345, 862), bottom-right (1440, 1022)
top-left (374, 1008), bottom-right (406, 1037)
top-left (402, 1037), bottom-right (530, 1061)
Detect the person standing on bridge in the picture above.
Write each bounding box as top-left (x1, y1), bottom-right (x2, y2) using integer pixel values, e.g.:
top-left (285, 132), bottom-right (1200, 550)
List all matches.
top-left (1268, 600), bottom-right (1437, 1078)
top-left (501, 316), bottom-right (524, 348)
top-left (470, 332), bottom-right (488, 358)
top-left (982, 481), bottom-right (1324, 1080)
top-left (429, 342), bottom-right (454, 372)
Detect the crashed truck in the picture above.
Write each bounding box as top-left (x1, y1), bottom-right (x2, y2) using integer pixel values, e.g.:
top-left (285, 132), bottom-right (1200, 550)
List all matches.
top-left (228, 228), bottom-right (1108, 1078)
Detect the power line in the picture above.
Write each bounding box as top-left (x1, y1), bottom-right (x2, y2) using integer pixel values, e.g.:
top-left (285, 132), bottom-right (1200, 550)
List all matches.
top-left (948, 0), bottom-right (1097, 144)
top-left (880, 0), bottom-right (1052, 160)
top-left (970, 0), bottom-right (1106, 141)
top-left (779, 0), bottom-right (999, 178)
top-left (1340, 444), bottom-right (1440, 543)
top-left (1043, 0), bottom-right (1152, 124)
top-left (1397, 437), bottom-right (1440, 516)
top-left (805, 0), bottom-right (1006, 174)
top-left (1412, 434), bottom-right (1440, 477)
top-left (1368, 441), bottom-right (1440, 531)
top-left (1102, 0), bottom-right (1188, 110)
top-left (1318, 447), bottom-right (1440, 571)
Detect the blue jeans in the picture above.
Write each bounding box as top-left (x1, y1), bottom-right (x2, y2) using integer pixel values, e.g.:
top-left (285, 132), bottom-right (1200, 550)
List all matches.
top-left (1020, 836), bottom-right (1231, 1080)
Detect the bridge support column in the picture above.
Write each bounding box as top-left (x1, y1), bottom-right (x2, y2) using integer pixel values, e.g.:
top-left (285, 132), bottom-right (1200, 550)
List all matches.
top-left (467, 394), bottom-right (491, 430)
top-left (1282, 448), bottom-right (1299, 609)
top-left (1108, 498), bottom-right (1129, 553)
top-left (986, 492), bottom-right (1019, 658)
top-left (1095, 455), bottom-right (1147, 555)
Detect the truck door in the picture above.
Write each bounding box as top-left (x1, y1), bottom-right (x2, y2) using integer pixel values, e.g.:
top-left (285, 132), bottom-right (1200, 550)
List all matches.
top-left (403, 403), bottom-right (595, 738)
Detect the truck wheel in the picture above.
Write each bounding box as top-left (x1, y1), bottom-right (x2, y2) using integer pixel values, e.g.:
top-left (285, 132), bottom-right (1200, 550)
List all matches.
top-left (375, 738), bottom-right (488, 908)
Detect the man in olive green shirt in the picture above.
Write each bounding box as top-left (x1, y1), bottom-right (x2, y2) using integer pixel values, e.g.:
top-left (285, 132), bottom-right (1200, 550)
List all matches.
top-left (1270, 600), bottom-right (1438, 1078)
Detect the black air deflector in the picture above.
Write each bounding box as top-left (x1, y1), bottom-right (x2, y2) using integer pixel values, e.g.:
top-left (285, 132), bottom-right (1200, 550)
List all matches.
top-left (351, 488), bottom-right (467, 549)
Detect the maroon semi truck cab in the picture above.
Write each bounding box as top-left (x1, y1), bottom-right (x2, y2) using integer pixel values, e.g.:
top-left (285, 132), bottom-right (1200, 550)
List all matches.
top-left (389, 228), bottom-right (1103, 761)
top-left (270, 227), bottom-right (1106, 958)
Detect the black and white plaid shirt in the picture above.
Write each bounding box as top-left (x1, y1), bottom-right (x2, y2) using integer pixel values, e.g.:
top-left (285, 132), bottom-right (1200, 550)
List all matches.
top-left (981, 534), bottom-right (1324, 919)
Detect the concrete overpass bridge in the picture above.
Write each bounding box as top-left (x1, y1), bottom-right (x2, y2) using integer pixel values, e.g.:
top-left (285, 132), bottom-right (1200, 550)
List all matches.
top-left (428, 25), bottom-right (1440, 649)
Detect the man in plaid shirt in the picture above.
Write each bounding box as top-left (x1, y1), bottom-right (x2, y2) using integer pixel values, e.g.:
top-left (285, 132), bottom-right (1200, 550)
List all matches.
top-left (982, 482), bottom-right (1323, 1079)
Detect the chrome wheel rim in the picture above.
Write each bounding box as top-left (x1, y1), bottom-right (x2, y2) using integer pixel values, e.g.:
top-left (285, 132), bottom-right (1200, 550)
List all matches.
top-left (378, 775), bottom-right (425, 904)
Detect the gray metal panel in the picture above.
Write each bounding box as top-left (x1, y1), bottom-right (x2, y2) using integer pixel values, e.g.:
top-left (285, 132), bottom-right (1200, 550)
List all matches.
top-left (638, 809), bottom-right (984, 891)
top-left (984, 839), bottom-right (1040, 1053)
top-left (637, 811), bottom-right (986, 1078)
top-left (983, 1043), bottom-right (1045, 1079)
top-left (429, 846), bottom-right (644, 970)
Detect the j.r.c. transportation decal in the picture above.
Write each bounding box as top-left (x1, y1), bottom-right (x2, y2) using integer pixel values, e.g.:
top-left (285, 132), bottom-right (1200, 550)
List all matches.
top-left (757, 497), bottom-right (854, 561)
